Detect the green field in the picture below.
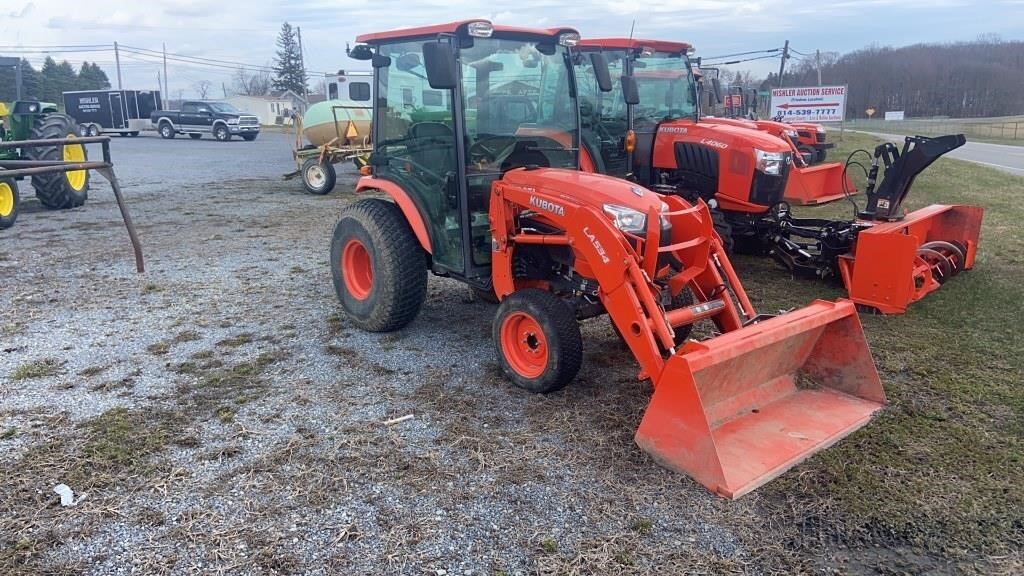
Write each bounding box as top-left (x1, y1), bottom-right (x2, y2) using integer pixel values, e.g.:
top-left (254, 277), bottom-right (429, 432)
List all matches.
top-left (728, 133), bottom-right (1023, 573)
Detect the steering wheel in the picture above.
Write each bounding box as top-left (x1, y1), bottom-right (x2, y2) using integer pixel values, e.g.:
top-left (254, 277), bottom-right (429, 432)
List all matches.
top-left (468, 136), bottom-right (508, 164)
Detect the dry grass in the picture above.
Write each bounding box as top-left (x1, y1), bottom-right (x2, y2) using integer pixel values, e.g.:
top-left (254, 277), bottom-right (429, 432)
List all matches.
top-left (9, 358), bottom-right (64, 380)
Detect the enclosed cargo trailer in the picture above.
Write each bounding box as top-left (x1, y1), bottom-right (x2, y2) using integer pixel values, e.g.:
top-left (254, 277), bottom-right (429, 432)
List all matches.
top-left (63, 90), bottom-right (163, 137)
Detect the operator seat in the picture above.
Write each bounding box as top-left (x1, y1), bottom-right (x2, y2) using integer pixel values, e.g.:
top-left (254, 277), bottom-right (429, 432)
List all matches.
top-left (407, 122), bottom-right (456, 176)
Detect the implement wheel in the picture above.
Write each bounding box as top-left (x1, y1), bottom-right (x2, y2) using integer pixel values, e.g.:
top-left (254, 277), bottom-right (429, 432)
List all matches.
top-left (302, 157), bottom-right (337, 195)
top-left (494, 289), bottom-right (582, 394)
top-left (330, 199), bottom-right (427, 332)
top-left (0, 175), bottom-right (19, 230)
top-left (27, 114), bottom-right (89, 209)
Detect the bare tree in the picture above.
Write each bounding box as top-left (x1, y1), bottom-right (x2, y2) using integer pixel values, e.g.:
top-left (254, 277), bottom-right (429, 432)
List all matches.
top-left (193, 80), bottom-right (212, 100)
top-left (233, 67), bottom-right (272, 96)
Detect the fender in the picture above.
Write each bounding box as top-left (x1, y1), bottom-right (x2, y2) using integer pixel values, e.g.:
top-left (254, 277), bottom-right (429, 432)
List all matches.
top-left (354, 176), bottom-right (433, 254)
top-left (155, 116), bottom-right (175, 128)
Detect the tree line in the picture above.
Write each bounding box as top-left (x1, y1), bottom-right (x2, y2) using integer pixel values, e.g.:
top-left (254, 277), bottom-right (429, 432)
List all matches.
top-left (757, 37), bottom-right (1024, 119)
top-left (0, 56), bottom-right (111, 103)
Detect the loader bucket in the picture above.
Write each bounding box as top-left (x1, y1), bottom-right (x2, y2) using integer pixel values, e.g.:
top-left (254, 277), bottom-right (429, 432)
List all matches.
top-left (635, 300), bottom-right (884, 499)
top-left (837, 204), bottom-right (983, 314)
top-left (783, 162), bottom-right (856, 206)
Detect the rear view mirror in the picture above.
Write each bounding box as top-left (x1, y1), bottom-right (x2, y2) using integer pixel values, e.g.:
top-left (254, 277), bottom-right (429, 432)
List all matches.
top-left (621, 75), bottom-right (639, 105)
top-left (422, 42), bottom-right (457, 89)
top-left (590, 53), bottom-right (613, 92)
top-left (711, 78), bottom-right (722, 104)
top-left (347, 44), bottom-right (374, 61)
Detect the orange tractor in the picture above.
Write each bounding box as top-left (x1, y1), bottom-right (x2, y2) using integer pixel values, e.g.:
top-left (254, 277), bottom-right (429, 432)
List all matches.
top-left (332, 20), bottom-right (885, 498)
top-left (573, 38), bottom-right (982, 314)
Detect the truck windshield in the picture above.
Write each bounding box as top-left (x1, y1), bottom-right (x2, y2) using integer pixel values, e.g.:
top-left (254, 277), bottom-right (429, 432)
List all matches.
top-left (460, 37), bottom-right (579, 174)
top-left (633, 52), bottom-right (697, 127)
top-left (208, 102), bottom-right (242, 114)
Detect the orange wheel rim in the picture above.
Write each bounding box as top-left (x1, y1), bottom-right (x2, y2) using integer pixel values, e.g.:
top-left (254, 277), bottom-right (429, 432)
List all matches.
top-left (342, 239), bottom-right (373, 300)
top-left (500, 312), bottom-right (548, 378)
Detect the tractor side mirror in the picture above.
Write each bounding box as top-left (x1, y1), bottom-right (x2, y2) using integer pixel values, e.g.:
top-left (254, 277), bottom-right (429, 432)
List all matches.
top-left (711, 78), bottom-right (722, 104)
top-left (347, 44), bottom-right (374, 61)
top-left (589, 53), bottom-right (613, 92)
top-left (621, 75), bottom-right (640, 105)
top-left (422, 42), bottom-right (458, 89)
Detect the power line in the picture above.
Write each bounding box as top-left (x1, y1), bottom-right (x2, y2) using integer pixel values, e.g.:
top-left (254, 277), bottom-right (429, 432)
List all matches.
top-left (701, 47), bottom-right (781, 60)
top-left (703, 54), bottom-right (780, 66)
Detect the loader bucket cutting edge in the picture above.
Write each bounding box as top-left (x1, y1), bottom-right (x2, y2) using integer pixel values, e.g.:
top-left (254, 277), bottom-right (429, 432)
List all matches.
top-left (635, 300), bottom-right (885, 499)
top-left (783, 162), bottom-right (856, 206)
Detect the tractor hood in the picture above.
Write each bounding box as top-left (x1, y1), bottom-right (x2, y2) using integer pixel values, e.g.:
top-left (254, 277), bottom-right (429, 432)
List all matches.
top-left (501, 167), bottom-right (666, 217)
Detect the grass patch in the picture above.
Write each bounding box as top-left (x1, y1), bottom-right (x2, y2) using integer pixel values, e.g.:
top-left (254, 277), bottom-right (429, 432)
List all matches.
top-left (148, 330), bottom-right (202, 355)
top-left (175, 350), bottom-right (287, 415)
top-left (9, 359), bottom-right (63, 380)
top-left (216, 332), bottom-right (256, 348)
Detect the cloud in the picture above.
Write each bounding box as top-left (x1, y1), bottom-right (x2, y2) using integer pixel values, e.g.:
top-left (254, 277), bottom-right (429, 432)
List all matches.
top-left (8, 2), bottom-right (34, 18)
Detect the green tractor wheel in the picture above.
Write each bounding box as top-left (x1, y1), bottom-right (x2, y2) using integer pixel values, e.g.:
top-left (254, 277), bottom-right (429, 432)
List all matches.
top-left (0, 174), bottom-right (19, 230)
top-left (27, 114), bottom-right (89, 210)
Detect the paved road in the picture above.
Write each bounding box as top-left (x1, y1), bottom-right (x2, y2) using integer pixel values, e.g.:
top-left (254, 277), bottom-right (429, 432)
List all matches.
top-left (857, 131), bottom-right (1024, 177)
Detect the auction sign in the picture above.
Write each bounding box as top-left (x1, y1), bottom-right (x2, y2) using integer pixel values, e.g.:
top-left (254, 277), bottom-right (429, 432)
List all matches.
top-left (769, 85), bottom-right (847, 122)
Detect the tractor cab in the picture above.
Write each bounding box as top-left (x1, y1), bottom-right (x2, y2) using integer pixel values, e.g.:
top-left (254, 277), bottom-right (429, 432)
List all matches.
top-left (350, 20), bottom-right (608, 282)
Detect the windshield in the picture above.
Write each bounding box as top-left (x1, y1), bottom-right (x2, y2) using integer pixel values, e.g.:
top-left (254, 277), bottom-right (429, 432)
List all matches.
top-left (460, 37), bottom-right (579, 174)
top-left (208, 102), bottom-right (242, 114)
top-left (633, 51), bottom-right (697, 126)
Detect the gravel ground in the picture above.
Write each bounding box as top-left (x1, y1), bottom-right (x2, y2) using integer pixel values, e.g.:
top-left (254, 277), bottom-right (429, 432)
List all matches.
top-left (0, 132), bottom-right (883, 574)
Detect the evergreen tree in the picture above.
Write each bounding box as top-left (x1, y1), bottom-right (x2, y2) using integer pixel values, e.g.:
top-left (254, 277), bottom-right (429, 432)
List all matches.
top-left (0, 58), bottom-right (40, 100)
top-left (78, 62), bottom-right (111, 90)
top-left (273, 22), bottom-right (307, 95)
top-left (40, 57), bottom-right (79, 103)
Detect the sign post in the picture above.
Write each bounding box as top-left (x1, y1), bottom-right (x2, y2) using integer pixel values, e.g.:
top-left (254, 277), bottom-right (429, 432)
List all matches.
top-left (769, 84), bottom-right (848, 139)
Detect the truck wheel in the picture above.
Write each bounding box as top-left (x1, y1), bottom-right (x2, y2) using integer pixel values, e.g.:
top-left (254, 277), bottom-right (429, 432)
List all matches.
top-left (129, 131), bottom-right (140, 137)
top-left (494, 289), bottom-right (582, 394)
top-left (302, 158), bottom-right (336, 195)
top-left (214, 125), bottom-right (231, 142)
top-left (27, 114), bottom-right (89, 210)
top-left (0, 175), bottom-right (19, 230)
top-left (189, 133), bottom-right (202, 140)
top-left (159, 122), bottom-right (175, 139)
top-left (330, 199), bottom-right (428, 332)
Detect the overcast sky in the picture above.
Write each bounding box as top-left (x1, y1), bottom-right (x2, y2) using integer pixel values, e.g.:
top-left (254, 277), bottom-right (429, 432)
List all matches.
top-left (3, 0), bottom-right (1022, 98)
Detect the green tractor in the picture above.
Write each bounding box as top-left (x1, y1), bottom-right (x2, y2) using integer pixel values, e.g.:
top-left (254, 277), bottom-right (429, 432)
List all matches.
top-left (0, 100), bottom-right (90, 229)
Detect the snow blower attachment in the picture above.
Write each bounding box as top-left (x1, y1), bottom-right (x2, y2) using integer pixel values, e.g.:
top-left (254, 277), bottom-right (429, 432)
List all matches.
top-left (331, 20), bottom-right (886, 499)
top-left (769, 134), bottom-right (981, 314)
top-left (781, 143), bottom-right (855, 206)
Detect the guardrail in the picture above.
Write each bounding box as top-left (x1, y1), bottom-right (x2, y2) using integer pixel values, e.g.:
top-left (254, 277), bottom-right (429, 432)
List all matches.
top-left (849, 118), bottom-right (1023, 142)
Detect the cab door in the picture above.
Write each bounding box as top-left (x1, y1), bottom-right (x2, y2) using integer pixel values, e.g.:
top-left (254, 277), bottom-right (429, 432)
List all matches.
top-left (109, 92), bottom-right (126, 129)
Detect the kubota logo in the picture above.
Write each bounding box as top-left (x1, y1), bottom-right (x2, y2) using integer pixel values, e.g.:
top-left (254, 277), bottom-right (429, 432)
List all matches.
top-left (659, 126), bottom-right (688, 134)
top-left (583, 226), bottom-right (610, 264)
top-left (529, 195), bottom-right (565, 216)
top-left (700, 138), bottom-right (729, 149)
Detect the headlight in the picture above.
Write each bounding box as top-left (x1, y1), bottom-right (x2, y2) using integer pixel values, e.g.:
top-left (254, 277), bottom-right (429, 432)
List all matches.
top-left (467, 21), bottom-right (493, 38)
top-left (754, 149), bottom-right (787, 175)
top-left (816, 125), bottom-right (826, 133)
top-left (785, 130), bottom-right (799, 139)
top-left (558, 32), bottom-right (580, 47)
top-left (603, 204), bottom-right (647, 233)
top-left (227, 118), bottom-right (239, 125)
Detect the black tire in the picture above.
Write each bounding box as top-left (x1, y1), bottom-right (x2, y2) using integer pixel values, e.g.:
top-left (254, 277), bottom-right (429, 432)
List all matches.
top-left (711, 208), bottom-right (735, 254)
top-left (815, 148), bottom-right (827, 164)
top-left (302, 158), bottom-right (337, 195)
top-left (241, 134), bottom-right (258, 142)
top-left (26, 114), bottom-right (89, 210)
top-left (214, 124), bottom-right (231, 142)
top-left (189, 133), bottom-right (202, 140)
top-left (159, 122), bottom-right (175, 139)
top-left (129, 131), bottom-right (140, 137)
top-left (494, 289), bottom-right (583, 394)
top-left (0, 175), bottom-right (19, 230)
top-left (330, 199), bottom-right (428, 332)
top-left (798, 145), bottom-right (816, 165)
top-left (88, 124), bottom-right (100, 137)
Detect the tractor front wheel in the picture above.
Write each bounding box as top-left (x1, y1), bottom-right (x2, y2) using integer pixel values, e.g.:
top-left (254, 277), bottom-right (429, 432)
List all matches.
top-left (27, 114), bottom-right (89, 210)
top-left (0, 175), bottom-right (19, 230)
top-left (711, 208), bottom-right (735, 254)
top-left (330, 199), bottom-right (428, 332)
top-left (494, 289), bottom-right (582, 394)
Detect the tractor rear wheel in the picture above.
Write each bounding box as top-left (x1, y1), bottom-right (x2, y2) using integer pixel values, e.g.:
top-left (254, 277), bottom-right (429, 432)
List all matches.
top-left (331, 199), bottom-right (428, 332)
top-left (494, 289), bottom-right (582, 394)
top-left (0, 175), bottom-right (19, 230)
top-left (302, 158), bottom-right (336, 195)
top-left (27, 114), bottom-right (89, 210)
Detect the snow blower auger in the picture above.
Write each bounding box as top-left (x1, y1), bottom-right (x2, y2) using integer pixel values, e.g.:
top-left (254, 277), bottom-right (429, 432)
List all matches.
top-left (330, 20), bottom-right (885, 499)
top-left (768, 134), bottom-right (981, 314)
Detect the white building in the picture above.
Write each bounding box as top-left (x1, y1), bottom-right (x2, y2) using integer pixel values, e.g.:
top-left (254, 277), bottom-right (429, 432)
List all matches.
top-left (224, 90), bottom-right (306, 125)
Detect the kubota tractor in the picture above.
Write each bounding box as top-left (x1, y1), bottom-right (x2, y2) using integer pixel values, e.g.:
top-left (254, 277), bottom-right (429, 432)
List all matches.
top-left (573, 38), bottom-right (982, 314)
top-left (331, 20), bottom-right (886, 498)
top-left (0, 100), bottom-right (90, 228)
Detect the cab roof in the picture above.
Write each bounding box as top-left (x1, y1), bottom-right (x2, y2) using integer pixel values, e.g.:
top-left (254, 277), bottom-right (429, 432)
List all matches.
top-left (577, 38), bottom-right (692, 55)
top-left (356, 20), bottom-right (578, 44)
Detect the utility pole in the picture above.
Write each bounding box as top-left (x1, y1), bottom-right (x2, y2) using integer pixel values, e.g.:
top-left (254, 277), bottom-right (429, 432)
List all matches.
top-left (777, 39), bottom-right (789, 88)
top-left (816, 49), bottom-right (822, 86)
top-left (15, 59), bottom-right (22, 99)
top-left (114, 41), bottom-right (123, 89)
top-left (163, 43), bottom-right (169, 97)
top-left (296, 26), bottom-right (308, 106)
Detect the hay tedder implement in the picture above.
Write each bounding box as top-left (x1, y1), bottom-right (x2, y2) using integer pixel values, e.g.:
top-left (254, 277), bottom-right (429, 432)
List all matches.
top-left (329, 20), bottom-right (886, 498)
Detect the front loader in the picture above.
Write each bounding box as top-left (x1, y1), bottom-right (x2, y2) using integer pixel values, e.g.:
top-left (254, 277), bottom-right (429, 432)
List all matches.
top-left (330, 20), bottom-right (885, 498)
